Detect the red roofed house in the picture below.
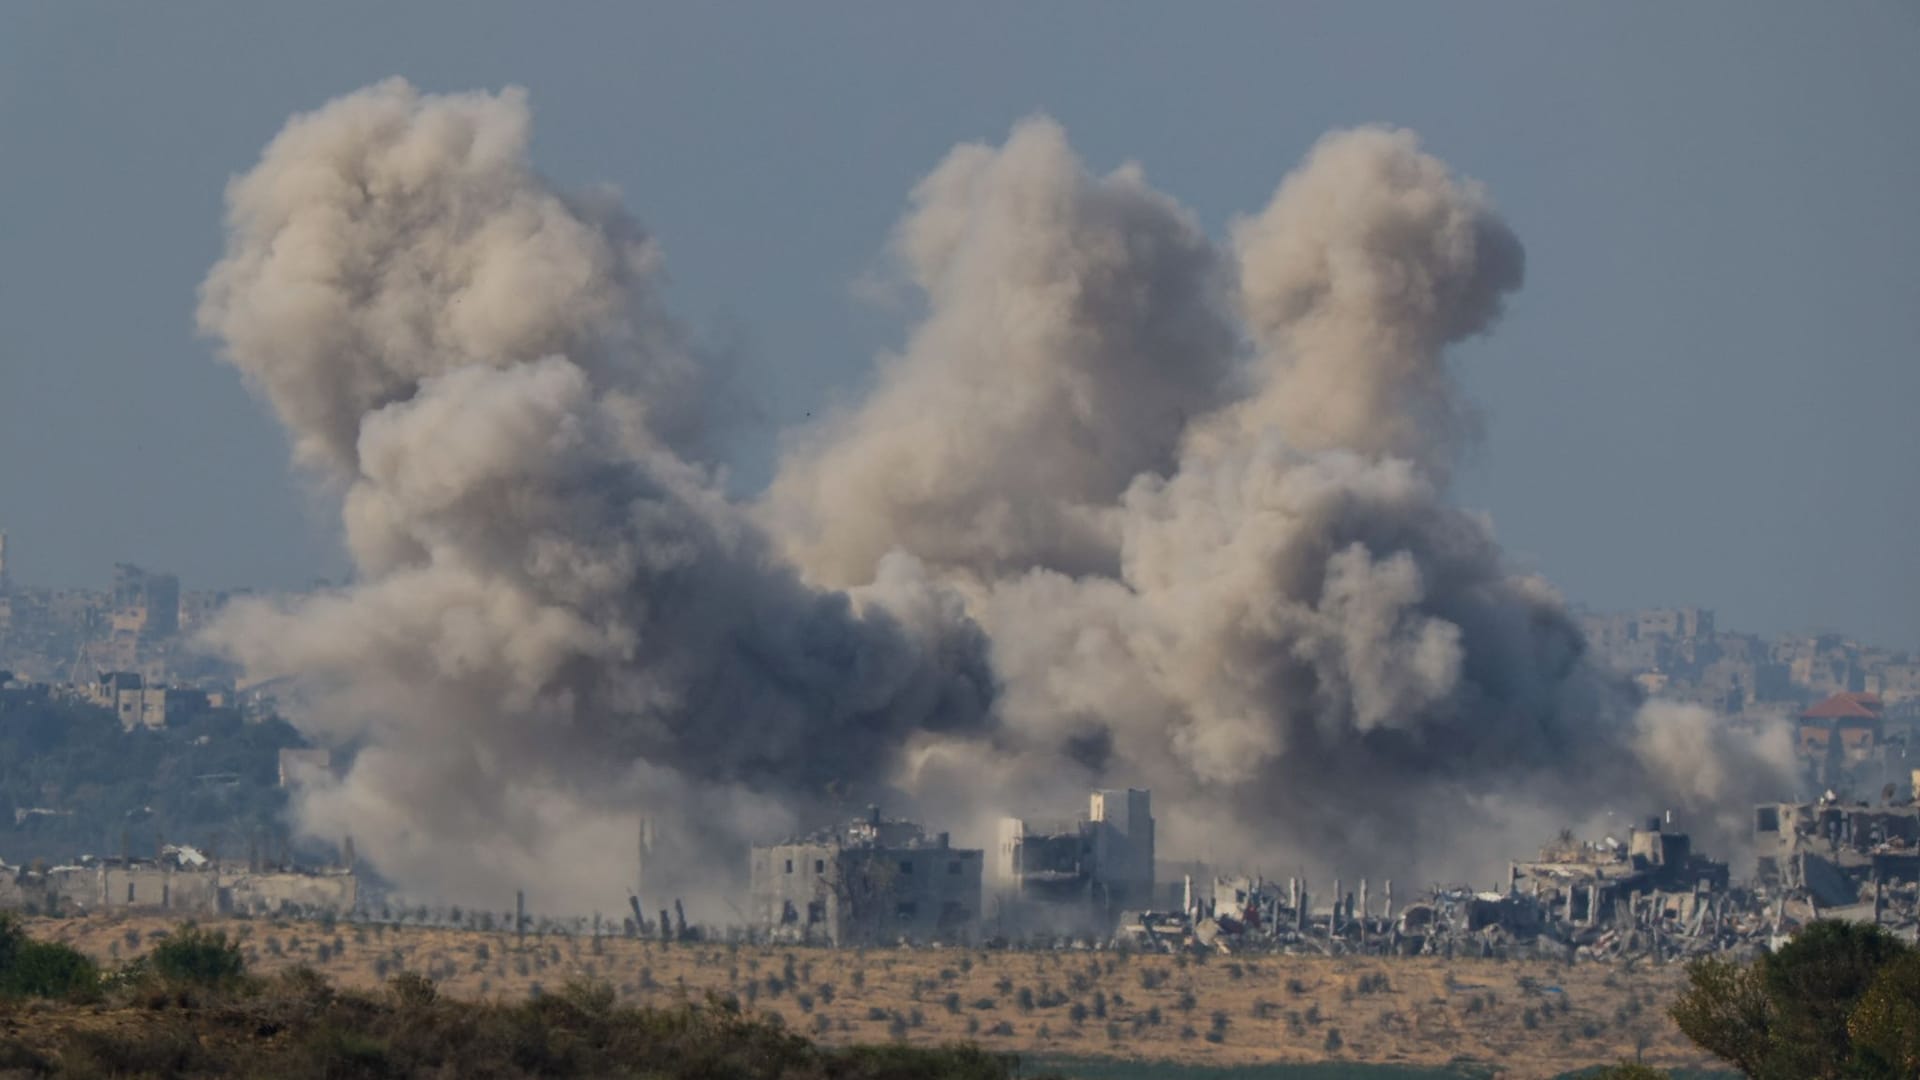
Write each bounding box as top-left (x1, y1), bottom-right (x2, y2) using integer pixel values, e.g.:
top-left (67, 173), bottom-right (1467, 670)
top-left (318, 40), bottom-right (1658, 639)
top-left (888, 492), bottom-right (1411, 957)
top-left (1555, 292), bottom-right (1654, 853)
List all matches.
top-left (1798, 691), bottom-right (1884, 763)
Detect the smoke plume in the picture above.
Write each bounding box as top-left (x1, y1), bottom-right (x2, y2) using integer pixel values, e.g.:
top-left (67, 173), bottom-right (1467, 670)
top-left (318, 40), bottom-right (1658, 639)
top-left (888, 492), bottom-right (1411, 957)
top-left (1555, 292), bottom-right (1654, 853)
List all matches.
top-left (770, 117), bottom-right (1236, 588)
top-left (198, 80), bottom-right (992, 910)
top-left (201, 81), bottom-right (1794, 912)
top-left (777, 124), bottom-right (1793, 882)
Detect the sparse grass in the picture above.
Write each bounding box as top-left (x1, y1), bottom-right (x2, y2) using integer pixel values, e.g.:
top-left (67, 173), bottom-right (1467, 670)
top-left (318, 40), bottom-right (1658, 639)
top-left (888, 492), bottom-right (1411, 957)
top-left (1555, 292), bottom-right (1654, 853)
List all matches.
top-left (23, 912), bottom-right (1717, 1075)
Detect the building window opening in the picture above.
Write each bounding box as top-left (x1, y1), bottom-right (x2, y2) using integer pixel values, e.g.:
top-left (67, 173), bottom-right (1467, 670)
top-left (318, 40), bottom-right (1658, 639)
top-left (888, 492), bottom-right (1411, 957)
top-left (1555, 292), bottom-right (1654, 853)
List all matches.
top-left (895, 901), bottom-right (918, 920)
top-left (948, 860), bottom-right (962, 875)
top-left (784, 859), bottom-right (793, 873)
top-left (814, 859), bottom-right (825, 874)
top-left (898, 859), bottom-right (913, 874)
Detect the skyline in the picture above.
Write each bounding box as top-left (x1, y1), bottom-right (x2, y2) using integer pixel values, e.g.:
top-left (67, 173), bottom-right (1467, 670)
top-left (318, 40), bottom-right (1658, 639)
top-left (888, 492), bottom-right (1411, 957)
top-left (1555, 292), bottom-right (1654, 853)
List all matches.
top-left (3, 3), bottom-right (1918, 648)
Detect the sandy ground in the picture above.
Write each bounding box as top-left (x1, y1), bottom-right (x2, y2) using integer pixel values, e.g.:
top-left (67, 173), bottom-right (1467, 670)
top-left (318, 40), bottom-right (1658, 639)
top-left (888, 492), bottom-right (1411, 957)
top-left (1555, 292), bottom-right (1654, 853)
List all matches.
top-left (33, 913), bottom-right (1716, 1078)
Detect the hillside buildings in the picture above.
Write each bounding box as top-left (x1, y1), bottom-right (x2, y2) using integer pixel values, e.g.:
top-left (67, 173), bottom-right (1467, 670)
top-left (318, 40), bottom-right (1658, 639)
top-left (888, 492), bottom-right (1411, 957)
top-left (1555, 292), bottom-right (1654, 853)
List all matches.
top-left (1577, 606), bottom-right (1920, 716)
top-left (76, 671), bottom-right (212, 731)
top-left (1798, 691), bottom-right (1885, 759)
top-left (0, 533), bottom-right (255, 690)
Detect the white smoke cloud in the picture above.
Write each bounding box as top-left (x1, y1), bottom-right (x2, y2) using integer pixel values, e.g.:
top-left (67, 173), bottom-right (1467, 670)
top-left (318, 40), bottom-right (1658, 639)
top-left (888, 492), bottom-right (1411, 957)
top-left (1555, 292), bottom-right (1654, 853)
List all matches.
top-left (1222, 127), bottom-right (1525, 474)
top-left (768, 116), bottom-right (1236, 589)
top-left (198, 80), bottom-right (992, 911)
top-left (201, 81), bottom-right (1793, 913)
top-left (783, 121), bottom-right (1792, 883)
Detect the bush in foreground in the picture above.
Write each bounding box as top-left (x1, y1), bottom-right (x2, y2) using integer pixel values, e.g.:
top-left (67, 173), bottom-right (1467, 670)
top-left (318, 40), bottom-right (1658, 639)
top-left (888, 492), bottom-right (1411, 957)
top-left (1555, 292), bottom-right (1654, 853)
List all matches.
top-left (1670, 919), bottom-right (1919, 1079)
top-left (0, 914), bottom-right (99, 1001)
top-left (0, 918), bottom-right (1056, 1080)
top-left (141, 923), bottom-right (247, 988)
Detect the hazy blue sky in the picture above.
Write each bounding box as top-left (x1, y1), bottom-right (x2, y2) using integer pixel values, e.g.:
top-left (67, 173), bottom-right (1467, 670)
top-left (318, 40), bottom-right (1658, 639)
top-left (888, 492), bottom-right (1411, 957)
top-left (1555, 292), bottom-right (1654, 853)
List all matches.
top-left (2, 3), bottom-right (1917, 646)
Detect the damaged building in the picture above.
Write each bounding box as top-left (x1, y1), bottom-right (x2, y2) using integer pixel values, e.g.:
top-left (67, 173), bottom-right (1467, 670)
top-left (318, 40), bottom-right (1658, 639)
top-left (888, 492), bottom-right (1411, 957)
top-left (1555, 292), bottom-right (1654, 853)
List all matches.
top-left (1513, 814), bottom-right (1731, 927)
top-left (0, 845), bottom-right (358, 917)
top-left (748, 807), bottom-right (982, 946)
top-left (993, 788), bottom-right (1154, 936)
top-left (1754, 777), bottom-right (1920, 914)
top-left (1116, 815), bottom-right (1749, 961)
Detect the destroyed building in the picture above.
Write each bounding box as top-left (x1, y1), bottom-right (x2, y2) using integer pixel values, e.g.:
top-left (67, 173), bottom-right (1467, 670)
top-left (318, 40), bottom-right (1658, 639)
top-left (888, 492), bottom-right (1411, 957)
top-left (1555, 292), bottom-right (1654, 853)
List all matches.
top-left (1755, 778), bottom-right (1920, 905)
top-left (748, 807), bottom-right (982, 946)
top-left (993, 788), bottom-right (1154, 935)
top-left (0, 845), bottom-right (358, 917)
top-left (1107, 815), bottom-right (1748, 961)
top-left (1512, 815), bottom-right (1730, 927)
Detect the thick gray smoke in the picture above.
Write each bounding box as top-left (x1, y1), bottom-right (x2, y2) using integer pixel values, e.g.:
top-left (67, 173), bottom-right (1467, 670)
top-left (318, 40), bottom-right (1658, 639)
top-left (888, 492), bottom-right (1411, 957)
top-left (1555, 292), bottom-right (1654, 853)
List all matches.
top-left (202, 80), bottom-right (1794, 913)
top-left (778, 125), bottom-right (1794, 882)
top-left (197, 80), bottom-right (992, 910)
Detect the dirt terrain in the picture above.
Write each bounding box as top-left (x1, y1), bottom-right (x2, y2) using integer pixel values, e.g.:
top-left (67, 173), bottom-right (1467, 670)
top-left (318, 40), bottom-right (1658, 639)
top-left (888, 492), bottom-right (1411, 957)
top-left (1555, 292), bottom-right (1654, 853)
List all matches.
top-left (34, 914), bottom-right (1715, 1078)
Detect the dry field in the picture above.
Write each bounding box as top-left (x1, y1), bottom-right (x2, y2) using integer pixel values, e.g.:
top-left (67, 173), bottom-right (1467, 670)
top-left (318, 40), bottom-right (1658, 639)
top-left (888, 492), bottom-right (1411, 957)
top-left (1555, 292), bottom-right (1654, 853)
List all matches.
top-left (33, 914), bottom-right (1717, 1078)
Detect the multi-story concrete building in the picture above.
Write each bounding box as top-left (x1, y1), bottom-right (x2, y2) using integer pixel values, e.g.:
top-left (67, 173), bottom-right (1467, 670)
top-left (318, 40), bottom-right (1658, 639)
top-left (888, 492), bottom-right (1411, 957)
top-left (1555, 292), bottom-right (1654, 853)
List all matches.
top-left (749, 807), bottom-right (983, 946)
top-left (110, 563), bottom-right (180, 640)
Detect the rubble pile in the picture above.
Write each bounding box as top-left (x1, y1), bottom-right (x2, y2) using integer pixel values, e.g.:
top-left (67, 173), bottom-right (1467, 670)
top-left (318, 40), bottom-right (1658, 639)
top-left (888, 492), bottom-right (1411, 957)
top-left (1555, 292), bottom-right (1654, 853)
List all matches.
top-left (1109, 807), bottom-right (1920, 963)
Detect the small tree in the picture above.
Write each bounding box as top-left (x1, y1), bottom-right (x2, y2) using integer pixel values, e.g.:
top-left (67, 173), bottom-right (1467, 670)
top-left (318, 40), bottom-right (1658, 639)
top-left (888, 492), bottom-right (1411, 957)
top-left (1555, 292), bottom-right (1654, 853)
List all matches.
top-left (1671, 919), bottom-right (1912, 1079)
top-left (1764, 921), bottom-right (1907, 1077)
top-left (1, 940), bottom-right (100, 1001)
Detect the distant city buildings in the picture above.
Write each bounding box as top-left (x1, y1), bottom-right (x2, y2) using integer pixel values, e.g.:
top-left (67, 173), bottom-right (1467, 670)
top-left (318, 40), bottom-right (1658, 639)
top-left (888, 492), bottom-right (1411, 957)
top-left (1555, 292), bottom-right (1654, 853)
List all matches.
top-left (1577, 605), bottom-right (1920, 715)
top-left (77, 671), bottom-right (211, 731)
top-left (1798, 692), bottom-right (1886, 768)
top-left (0, 531), bottom-right (273, 720)
top-left (1578, 606), bottom-right (1920, 795)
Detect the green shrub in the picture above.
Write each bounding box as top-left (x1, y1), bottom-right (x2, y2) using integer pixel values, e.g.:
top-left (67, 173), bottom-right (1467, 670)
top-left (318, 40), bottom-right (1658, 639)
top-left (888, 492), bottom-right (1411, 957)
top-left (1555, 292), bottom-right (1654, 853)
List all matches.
top-left (0, 914), bottom-right (99, 1000)
top-left (3, 939), bottom-right (101, 1000)
top-left (146, 923), bottom-right (248, 988)
top-left (389, 970), bottom-right (438, 1009)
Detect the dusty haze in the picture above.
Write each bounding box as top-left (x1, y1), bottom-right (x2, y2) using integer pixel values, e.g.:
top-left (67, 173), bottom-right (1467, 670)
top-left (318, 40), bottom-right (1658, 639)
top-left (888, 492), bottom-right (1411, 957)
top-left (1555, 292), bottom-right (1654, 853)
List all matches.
top-left (197, 80), bottom-right (1796, 914)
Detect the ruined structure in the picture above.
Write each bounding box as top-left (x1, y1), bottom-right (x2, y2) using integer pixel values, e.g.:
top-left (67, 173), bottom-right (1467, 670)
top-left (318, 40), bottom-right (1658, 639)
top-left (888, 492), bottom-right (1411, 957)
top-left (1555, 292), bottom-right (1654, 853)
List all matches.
top-left (1513, 815), bottom-right (1731, 927)
top-left (992, 789), bottom-right (1154, 936)
top-left (1754, 780), bottom-right (1920, 911)
top-left (748, 808), bottom-right (982, 946)
top-left (0, 845), bottom-right (358, 917)
top-left (1109, 816), bottom-right (1764, 961)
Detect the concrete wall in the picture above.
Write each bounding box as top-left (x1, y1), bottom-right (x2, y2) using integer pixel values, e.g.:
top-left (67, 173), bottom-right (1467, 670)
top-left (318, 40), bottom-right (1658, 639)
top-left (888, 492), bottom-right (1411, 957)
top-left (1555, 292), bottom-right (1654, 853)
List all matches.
top-left (751, 841), bottom-right (981, 946)
top-left (1089, 788), bottom-right (1154, 909)
top-left (0, 865), bottom-right (355, 917)
top-left (749, 842), bottom-right (842, 943)
top-left (227, 871), bottom-right (357, 915)
top-left (844, 845), bottom-right (981, 944)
